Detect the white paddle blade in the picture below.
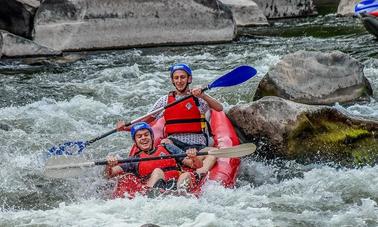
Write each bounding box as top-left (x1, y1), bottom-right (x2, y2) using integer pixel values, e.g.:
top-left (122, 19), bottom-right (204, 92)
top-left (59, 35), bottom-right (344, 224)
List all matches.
top-left (207, 143), bottom-right (256, 158)
top-left (44, 155), bottom-right (95, 178)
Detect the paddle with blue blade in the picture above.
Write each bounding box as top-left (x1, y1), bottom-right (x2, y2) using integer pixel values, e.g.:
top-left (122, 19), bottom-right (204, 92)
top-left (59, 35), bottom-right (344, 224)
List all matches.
top-left (355, 0), bottom-right (378, 16)
top-left (47, 65), bottom-right (257, 156)
top-left (44, 143), bottom-right (256, 178)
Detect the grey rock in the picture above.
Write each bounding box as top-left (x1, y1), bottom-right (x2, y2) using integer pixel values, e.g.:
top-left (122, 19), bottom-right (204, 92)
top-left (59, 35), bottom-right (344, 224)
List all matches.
top-left (0, 0), bottom-right (40, 38)
top-left (140, 224), bottom-right (160, 227)
top-left (22, 53), bottom-right (83, 65)
top-left (0, 30), bottom-right (61, 58)
top-left (18, 0), bottom-right (40, 10)
top-left (254, 0), bottom-right (317, 19)
top-left (337, 0), bottom-right (360, 16)
top-left (0, 34), bottom-right (2, 59)
top-left (254, 50), bottom-right (373, 105)
top-left (230, 96), bottom-right (315, 148)
top-left (0, 123), bottom-right (11, 131)
top-left (218, 0), bottom-right (268, 26)
top-left (33, 0), bottom-right (235, 51)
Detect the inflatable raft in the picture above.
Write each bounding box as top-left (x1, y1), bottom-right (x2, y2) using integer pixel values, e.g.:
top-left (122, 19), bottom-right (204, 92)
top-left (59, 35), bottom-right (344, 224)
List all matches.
top-left (112, 110), bottom-right (241, 198)
top-left (355, 0), bottom-right (378, 38)
top-left (360, 13), bottom-right (378, 38)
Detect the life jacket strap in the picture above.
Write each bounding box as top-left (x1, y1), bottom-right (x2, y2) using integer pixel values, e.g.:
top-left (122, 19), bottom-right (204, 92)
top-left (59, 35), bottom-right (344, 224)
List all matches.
top-left (161, 166), bottom-right (180, 172)
top-left (165, 118), bottom-right (205, 125)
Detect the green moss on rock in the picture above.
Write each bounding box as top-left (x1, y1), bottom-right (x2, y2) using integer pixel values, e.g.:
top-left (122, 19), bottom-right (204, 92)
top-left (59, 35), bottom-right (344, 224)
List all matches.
top-left (286, 115), bottom-right (377, 166)
top-left (315, 121), bottom-right (370, 143)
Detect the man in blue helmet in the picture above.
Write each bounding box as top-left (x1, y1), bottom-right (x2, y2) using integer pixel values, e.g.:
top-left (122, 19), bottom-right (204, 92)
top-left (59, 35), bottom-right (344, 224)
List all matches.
top-left (105, 122), bottom-right (203, 191)
top-left (155, 64), bottom-right (223, 172)
top-left (160, 63), bottom-right (223, 175)
top-left (117, 63), bottom-right (222, 177)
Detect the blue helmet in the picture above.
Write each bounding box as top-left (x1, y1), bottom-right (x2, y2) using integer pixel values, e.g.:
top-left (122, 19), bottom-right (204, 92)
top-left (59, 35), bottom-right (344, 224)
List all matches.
top-left (169, 63), bottom-right (192, 78)
top-left (130, 122), bottom-right (153, 140)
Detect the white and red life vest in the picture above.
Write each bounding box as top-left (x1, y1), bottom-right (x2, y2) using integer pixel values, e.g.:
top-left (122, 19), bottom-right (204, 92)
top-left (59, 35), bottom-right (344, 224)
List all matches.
top-left (164, 92), bottom-right (205, 135)
top-left (136, 145), bottom-right (180, 180)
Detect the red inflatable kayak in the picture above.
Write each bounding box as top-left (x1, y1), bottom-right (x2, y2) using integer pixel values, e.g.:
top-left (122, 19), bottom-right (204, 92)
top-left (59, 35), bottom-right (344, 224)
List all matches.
top-left (112, 110), bottom-right (241, 198)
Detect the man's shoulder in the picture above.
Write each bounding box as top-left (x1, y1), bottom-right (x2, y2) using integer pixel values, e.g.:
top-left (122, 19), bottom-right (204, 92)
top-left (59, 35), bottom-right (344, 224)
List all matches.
top-left (156, 95), bottom-right (168, 102)
top-left (152, 95), bottom-right (168, 108)
top-left (160, 143), bottom-right (184, 155)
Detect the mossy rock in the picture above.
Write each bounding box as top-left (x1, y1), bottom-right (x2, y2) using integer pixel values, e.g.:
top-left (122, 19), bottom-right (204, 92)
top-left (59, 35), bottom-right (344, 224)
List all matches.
top-left (228, 96), bottom-right (378, 167)
top-left (287, 112), bottom-right (378, 166)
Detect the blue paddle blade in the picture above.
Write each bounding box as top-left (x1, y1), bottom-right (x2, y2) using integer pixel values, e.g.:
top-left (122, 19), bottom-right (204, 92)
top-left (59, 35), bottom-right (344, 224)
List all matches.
top-left (208, 65), bottom-right (257, 89)
top-left (48, 141), bottom-right (87, 156)
top-left (355, 0), bottom-right (378, 14)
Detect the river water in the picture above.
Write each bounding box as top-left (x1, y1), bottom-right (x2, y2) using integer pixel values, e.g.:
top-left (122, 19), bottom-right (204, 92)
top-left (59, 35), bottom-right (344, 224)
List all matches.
top-left (1, 15), bottom-right (378, 226)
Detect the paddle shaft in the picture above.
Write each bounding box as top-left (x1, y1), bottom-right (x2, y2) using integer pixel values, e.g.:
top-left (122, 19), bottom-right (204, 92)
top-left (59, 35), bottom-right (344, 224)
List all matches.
top-left (85, 87), bottom-right (209, 145)
top-left (45, 152), bottom-right (209, 170)
top-left (95, 151), bottom-right (209, 165)
top-left (44, 143), bottom-right (256, 176)
top-left (86, 129), bottom-right (117, 145)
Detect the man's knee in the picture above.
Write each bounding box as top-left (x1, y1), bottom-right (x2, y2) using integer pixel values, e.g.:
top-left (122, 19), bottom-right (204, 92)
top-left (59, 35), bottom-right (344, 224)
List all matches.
top-left (205, 155), bottom-right (216, 163)
top-left (178, 172), bottom-right (191, 181)
top-left (151, 168), bottom-right (164, 177)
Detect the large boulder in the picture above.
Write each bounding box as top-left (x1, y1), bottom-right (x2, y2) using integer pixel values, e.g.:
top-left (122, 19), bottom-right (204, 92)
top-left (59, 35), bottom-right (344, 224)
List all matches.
top-left (0, 30), bottom-right (60, 58)
top-left (253, 0), bottom-right (317, 19)
top-left (228, 96), bottom-right (378, 166)
top-left (0, 0), bottom-right (40, 38)
top-left (217, 0), bottom-right (268, 26)
top-left (337, 0), bottom-right (360, 16)
top-left (254, 50), bottom-right (373, 105)
top-left (33, 0), bottom-right (235, 51)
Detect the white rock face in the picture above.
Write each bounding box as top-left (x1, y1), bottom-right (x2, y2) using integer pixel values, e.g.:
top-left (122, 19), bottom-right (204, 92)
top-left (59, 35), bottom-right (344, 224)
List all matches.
top-left (0, 30), bottom-right (60, 58)
top-left (337, 0), bottom-right (360, 16)
top-left (33, 0), bottom-right (236, 51)
top-left (218, 0), bottom-right (268, 26)
top-left (253, 0), bottom-right (317, 18)
top-left (17, 0), bottom-right (40, 11)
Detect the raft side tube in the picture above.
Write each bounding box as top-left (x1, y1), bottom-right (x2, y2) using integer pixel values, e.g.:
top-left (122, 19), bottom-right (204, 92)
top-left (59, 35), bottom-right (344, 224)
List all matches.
top-left (115, 110), bottom-right (241, 198)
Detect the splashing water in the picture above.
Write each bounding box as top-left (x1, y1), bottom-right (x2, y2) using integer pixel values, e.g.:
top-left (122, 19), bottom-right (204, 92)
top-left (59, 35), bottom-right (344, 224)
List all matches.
top-left (1, 15), bottom-right (378, 226)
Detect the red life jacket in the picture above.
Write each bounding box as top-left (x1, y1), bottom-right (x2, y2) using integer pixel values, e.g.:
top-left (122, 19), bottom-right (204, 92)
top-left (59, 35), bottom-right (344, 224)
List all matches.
top-left (164, 92), bottom-right (205, 135)
top-left (136, 145), bottom-right (180, 180)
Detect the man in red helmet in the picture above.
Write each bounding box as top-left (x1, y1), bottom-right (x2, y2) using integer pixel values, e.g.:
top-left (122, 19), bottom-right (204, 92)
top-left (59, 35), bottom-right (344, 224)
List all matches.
top-left (105, 122), bottom-right (202, 191)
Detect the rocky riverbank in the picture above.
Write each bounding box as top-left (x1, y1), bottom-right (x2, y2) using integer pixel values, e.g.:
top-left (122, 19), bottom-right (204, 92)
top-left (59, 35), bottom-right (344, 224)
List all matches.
top-left (0, 0), bottom-right (355, 58)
